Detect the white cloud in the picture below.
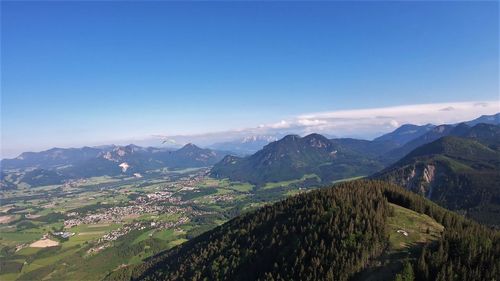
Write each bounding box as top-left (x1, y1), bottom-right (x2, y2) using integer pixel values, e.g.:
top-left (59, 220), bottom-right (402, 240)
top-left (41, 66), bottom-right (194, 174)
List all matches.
top-left (155, 100), bottom-right (499, 144)
top-left (267, 120), bottom-right (290, 129)
top-left (297, 101), bottom-right (499, 121)
top-left (297, 119), bottom-right (328, 126)
top-left (389, 120), bottom-right (399, 128)
top-left (288, 100), bottom-right (499, 138)
top-left (4, 100), bottom-right (498, 158)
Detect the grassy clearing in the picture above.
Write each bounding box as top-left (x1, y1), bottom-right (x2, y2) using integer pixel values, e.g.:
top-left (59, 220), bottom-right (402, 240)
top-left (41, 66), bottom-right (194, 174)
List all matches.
top-left (262, 174), bottom-right (320, 190)
top-left (168, 238), bottom-right (188, 248)
top-left (16, 246), bottom-right (42, 256)
top-left (353, 203), bottom-right (444, 281)
top-left (331, 175), bottom-right (365, 184)
top-left (83, 176), bottom-right (121, 185)
top-left (22, 245), bottom-right (80, 273)
top-left (153, 229), bottom-right (177, 240)
top-left (197, 178), bottom-right (229, 189)
top-left (195, 179), bottom-right (253, 196)
top-left (63, 223), bottom-right (121, 247)
top-left (434, 155), bottom-right (473, 172)
top-left (132, 229), bottom-right (154, 244)
top-left (285, 189), bottom-right (308, 197)
top-left (0, 272), bottom-right (19, 281)
top-left (166, 167), bottom-right (204, 174)
top-left (386, 203), bottom-right (443, 251)
top-left (69, 223), bottom-right (120, 234)
top-left (0, 231), bottom-right (42, 244)
top-left (227, 182), bottom-right (254, 193)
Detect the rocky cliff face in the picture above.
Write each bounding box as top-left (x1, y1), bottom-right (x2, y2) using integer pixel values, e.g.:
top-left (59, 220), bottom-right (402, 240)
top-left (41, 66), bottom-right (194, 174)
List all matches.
top-left (379, 163), bottom-right (437, 198)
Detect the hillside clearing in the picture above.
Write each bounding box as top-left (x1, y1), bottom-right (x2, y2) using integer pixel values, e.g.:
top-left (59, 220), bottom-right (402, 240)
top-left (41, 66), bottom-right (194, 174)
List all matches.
top-left (353, 203), bottom-right (444, 281)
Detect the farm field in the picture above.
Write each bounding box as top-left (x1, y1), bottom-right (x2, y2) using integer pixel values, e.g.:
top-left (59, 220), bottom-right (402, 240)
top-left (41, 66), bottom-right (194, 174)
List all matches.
top-left (0, 167), bottom-right (329, 280)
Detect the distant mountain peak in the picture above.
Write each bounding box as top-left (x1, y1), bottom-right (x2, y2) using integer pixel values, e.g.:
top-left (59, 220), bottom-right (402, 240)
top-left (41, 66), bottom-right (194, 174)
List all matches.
top-left (396, 123), bottom-right (434, 133)
top-left (124, 144), bottom-right (142, 151)
top-left (465, 112), bottom-right (500, 126)
top-left (180, 143), bottom-right (200, 150)
top-left (211, 132), bottom-right (384, 184)
top-left (303, 133), bottom-right (331, 148)
top-left (281, 134), bottom-right (301, 141)
top-left (303, 133), bottom-right (326, 139)
top-left (220, 155), bottom-right (241, 165)
top-left (374, 123), bottom-right (435, 146)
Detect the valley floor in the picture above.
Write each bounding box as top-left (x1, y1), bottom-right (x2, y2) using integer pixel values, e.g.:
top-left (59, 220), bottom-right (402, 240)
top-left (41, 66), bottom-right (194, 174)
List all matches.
top-left (0, 168), bottom-right (331, 281)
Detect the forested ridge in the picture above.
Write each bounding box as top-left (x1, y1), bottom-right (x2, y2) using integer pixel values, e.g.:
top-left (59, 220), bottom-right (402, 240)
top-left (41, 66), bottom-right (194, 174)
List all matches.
top-left (383, 184), bottom-right (500, 280)
top-left (375, 135), bottom-right (500, 226)
top-left (210, 134), bottom-right (385, 185)
top-left (106, 180), bottom-right (500, 281)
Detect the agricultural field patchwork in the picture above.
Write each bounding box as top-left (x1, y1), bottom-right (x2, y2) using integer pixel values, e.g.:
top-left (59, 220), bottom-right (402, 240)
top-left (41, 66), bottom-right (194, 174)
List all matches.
top-left (0, 168), bottom-right (325, 280)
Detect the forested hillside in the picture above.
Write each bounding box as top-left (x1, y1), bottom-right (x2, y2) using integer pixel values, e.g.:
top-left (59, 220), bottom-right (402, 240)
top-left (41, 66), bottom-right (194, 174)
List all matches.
top-left (381, 122), bottom-right (500, 164)
top-left (375, 136), bottom-right (500, 226)
top-left (107, 180), bottom-right (500, 281)
top-left (210, 134), bottom-right (385, 185)
top-left (210, 122), bottom-right (500, 186)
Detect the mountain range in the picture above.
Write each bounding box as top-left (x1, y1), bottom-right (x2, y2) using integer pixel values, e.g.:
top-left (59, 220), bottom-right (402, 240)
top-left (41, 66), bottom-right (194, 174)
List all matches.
top-left (210, 116), bottom-right (500, 225)
top-left (211, 114), bottom-right (500, 185)
top-left (2, 113), bottom-right (500, 280)
top-left (208, 135), bottom-right (280, 156)
top-left (376, 113), bottom-right (500, 164)
top-left (2, 113), bottom-right (499, 191)
top-left (0, 144), bottom-right (226, 188)
top-left (210, 133), bottom-right (386, 185)
top-left (374, 124), bottom-right (500, 225)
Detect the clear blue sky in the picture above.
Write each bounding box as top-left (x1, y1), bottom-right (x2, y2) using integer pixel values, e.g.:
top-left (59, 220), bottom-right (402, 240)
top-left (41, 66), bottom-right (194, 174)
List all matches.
top-left (1, 1), bottom-right (499, 156)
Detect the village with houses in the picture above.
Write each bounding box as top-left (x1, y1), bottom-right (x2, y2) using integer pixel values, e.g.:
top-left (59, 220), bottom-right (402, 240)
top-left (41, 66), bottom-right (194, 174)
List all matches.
top-left (0, 167), bottom-right (264, 280)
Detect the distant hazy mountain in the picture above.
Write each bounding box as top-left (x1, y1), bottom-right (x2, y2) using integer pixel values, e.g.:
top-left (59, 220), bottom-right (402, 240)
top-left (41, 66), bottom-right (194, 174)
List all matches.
top-left (60, 144), bottom-right (168, 178)
top-left (211, 133), bottom-right (385, 185)
top-left (209, 135), bottom-right (279, 156)
top-left (374, 123), bottom-right (500, 225)
top-left (328, 138), bottom-right (397, 158)
top-left (373, 123), bottom-right (435, 146)
top-left (162, 143), bottom-right (226, 168)
top-left (210, 114), bottom-right (500, 186)
top-left (375, 113), bottom-right (499, 164)
top-left (380, 121), bottom-right (500, 164)
top-left (457, 122), bottom-right (500, 148)
top-left (4, 113), bottom-right (499, 188)
top-left (0, 146), bottom-right (103, 170)
top-left (464, 112), bottom-right (500, 126)
top-left (1, 144), bottom-right (226, 188)
top-left (16, 168), bottom-right (67, 187)
top-left (381, 124), bottom-right (456, 163)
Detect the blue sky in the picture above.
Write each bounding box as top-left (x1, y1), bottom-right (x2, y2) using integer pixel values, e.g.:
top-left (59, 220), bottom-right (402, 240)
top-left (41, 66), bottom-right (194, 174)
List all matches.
top-left (1, 1), bottom-right (499, 157)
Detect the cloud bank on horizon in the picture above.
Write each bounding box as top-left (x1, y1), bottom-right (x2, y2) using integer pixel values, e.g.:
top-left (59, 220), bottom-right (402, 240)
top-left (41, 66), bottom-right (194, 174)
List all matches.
top-left (154, 100), bottom-right (499, 146)
top-left (1, 100), bottom-right (498, 158)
